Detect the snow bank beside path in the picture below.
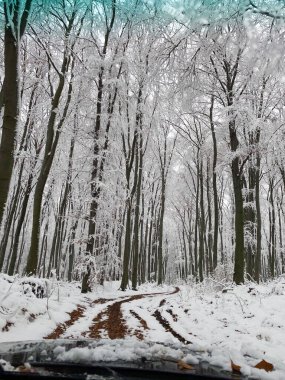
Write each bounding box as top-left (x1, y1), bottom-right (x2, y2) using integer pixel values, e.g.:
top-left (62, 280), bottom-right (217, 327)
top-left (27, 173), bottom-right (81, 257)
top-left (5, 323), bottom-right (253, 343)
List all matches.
top-left (0, 274), bottom-right (83, 342)
top-left (156, 278), bottom-right (285, 379)
top-left (0, 275), bottom-right (172, 342)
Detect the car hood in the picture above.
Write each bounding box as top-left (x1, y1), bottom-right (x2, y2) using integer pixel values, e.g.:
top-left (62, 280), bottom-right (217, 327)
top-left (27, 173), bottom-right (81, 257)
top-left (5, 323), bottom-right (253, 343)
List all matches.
top-left (0, 339), bottom-right (243, 379)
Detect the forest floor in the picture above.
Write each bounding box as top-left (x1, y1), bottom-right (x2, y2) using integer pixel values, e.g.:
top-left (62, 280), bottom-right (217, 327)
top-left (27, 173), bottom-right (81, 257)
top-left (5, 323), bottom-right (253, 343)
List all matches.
top-left (1, 274), bottom-right (285, 379)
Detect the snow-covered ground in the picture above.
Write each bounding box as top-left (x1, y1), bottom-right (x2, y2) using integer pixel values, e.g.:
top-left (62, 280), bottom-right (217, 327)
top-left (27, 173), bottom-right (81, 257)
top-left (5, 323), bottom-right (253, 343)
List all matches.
top-left (1, 273), bottom-right (285, 379)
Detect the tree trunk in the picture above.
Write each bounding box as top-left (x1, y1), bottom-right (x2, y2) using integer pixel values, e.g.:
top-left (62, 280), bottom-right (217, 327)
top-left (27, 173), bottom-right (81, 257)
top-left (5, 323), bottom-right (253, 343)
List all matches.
top-left (131, 138), bottom-right (143, 290)
top-left (26, 45), bottom-right (74, 275)
top-left (232, 151), bottom-right (245, 284)
top-left (157, 179), bottom-right (166, 285)
top-left (198, 160), bottom-right (205, 282)
top-left (8, 168), bottom-right (34, 275)
top-left (0, 0), bottom-right (32, 226)
top-left (210, 96), bottom-right (219, 270)
top-left (120, 200), bottom-right (132, 290)
top-left (254, 152), bottom-right (262, 282)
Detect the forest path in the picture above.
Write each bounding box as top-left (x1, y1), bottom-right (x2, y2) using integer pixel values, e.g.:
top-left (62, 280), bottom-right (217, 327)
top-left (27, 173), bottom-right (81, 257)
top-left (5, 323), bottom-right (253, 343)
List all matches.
top-left (45, 287), bottom-right (183, 342)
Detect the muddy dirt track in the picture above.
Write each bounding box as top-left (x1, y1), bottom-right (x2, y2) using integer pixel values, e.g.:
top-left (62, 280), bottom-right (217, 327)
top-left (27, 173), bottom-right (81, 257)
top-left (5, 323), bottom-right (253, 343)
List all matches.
top-left (45, 287), bottom-right (191, 344)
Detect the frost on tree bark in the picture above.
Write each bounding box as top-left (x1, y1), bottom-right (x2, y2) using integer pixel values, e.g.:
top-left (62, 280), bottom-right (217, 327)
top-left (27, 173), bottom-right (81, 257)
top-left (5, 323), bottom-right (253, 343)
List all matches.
top-left (81, 0), bottom-right (117, 293)
top-left (26, 15), bottom-right (77, 275)
top-left (210, 49), bottom-right (245, 284)
top-left (8, 145), bottom-right (41, 276)
top-left (210, 96), bottom-right (219, 270)
top-left (157, 126), bottom-right (176, 286)
top-left (198, 159), bottom-right (205, 282)
top-left (131, 110), bottom-right (143, 290)
top-left (119, 99), bottom-right (140, 291)
top-left (268, 178), bottom-right (276, 278)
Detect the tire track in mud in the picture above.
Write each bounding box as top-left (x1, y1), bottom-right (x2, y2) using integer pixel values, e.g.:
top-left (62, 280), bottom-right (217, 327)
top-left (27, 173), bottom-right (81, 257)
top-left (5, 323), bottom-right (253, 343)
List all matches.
top-left (45, 287), bottom-right (186, 343)
top-left (87, 287), bottom-right (181, 341)
top-left (152, 309), bottom-right (192, 344)
top-left (130, 310), bottom-right (149, 340)
top-left (88, 294), bottom-right (144, 339)
top-left (44, 296), bottom-right (133, 339)
top-left (151, 291), bottom-right (192, 344)
top-left (44, 296), bottom-right (130, 340)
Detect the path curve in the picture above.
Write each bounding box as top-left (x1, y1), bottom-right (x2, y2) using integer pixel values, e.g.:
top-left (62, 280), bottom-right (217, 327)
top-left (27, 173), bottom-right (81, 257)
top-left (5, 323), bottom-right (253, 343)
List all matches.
top-left (45, 287), bottom-right (184, 343)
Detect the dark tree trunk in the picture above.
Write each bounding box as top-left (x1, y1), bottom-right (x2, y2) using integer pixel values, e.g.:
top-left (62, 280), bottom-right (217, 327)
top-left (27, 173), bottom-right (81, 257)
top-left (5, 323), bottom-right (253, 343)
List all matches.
top-left (26, 41), bottom-right (75, 275)
top-left (231, 126), bottom-right (245, 284)
top-left (131, 119), bottom-right (143, 290)
top-left (254, 153), bottom-right (262, 282)
top-left (157, 179), bottom-right (166, 285)
top-left (206, 159), bottom-right (213, 273)
top-left (0, 186), bottom-right (21, 270)
top-left (0, 0), bottom-right (33, 226)
top-left (120, 200), bottom-right (133, 290)
top-left (68, 220), bottom-right (78, 282)
top-left (244, 161), bottom-right (256, 279)
top-left (210, 51), bottom-right (245, 284)
top-left (268, 179), bottom-right (276, 278)
top-left (198, 160), bottom-right (205, 282)
top-left (8, 165), bottom-right (35, 275)
top-left (119, 85), bottom-right (142, 291)
top-left (82, 1), bottom-right (117, 293)
top-left (210, 96), bottom-right (219, 270)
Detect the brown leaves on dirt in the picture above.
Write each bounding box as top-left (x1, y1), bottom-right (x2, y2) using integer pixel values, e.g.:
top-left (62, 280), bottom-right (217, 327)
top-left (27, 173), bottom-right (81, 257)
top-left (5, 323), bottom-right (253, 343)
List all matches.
top-left (231, 360), bottom-right (241, 374)
top-left (45, 287), bottom-right (180, 341)
top-left (177, 360), bottom-right (194, 370)
top-left (45, 305), bottom-right (86, 339)
top-left (231, 359), bottom-right (274, 374)
top-left (255, 359), bottom-right (274, 372)
top-left (16, 364), bottom-right (35, 373)
top-left (88, 288), bottom-right (180, 340)
top-left (89, 295), bottom-right (144, 339)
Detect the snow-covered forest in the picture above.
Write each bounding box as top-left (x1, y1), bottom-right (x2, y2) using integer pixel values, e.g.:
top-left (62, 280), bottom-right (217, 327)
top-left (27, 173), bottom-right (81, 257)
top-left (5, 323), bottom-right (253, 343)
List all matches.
top-left (1, 0), bottom-right (285, 292)
top-left (2, 2), bottom-right (285, 379)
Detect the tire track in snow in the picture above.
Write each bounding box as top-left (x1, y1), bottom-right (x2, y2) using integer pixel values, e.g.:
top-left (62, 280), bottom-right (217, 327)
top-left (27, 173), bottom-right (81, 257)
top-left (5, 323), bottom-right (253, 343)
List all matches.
top-left (129, 310), bottom-right (149, 340)
top-left (152, 309), bottom-right (192, 344)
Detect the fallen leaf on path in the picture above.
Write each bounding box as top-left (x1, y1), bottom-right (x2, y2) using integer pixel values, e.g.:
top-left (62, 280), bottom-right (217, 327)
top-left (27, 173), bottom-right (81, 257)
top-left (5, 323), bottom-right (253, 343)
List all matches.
top-left (231, 360), bottom-right (241, 374)
top-left (255, 359), bottom-right (274, 372)
top-left (17, 364), bottom-right (35, 373)
top-left (177, 360), bottom-right (194, 370)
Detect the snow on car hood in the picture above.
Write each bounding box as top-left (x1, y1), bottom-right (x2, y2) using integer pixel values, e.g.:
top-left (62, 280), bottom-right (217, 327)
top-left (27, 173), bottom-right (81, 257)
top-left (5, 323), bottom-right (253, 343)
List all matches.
top-left (0, 338), bottom-right (238, 379)
top-left (0, 338), bottom-right (198, 365)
